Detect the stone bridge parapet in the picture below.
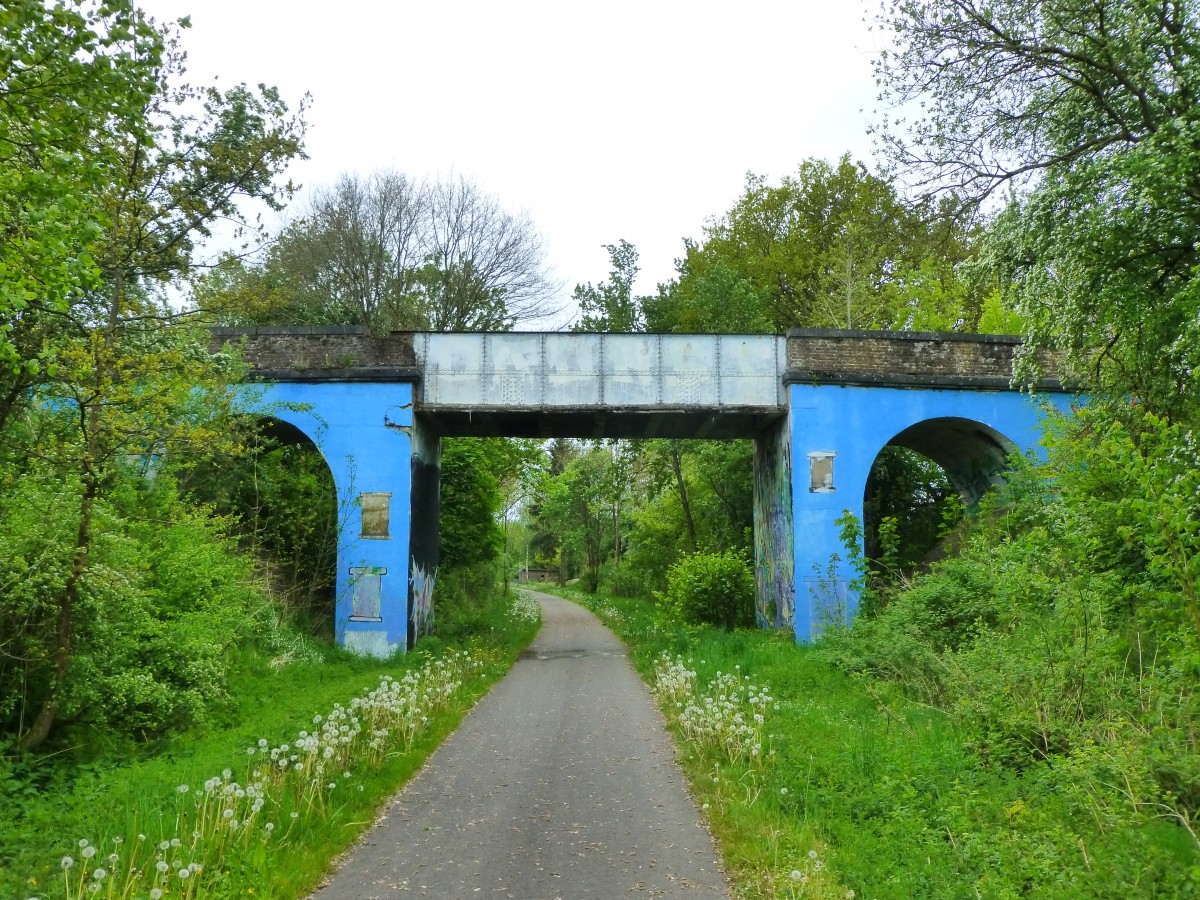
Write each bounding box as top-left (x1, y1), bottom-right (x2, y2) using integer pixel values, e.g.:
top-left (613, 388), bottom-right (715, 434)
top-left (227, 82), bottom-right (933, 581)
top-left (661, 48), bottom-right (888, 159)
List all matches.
top-left (210, 326), bottom-right (418, 381)
top-left (784, 328), bottom-right (1063, 390)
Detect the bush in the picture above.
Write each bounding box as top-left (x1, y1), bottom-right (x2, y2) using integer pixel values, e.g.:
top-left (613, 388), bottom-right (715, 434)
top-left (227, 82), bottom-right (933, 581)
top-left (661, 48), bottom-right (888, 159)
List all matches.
top-left (661, 551), bottom-right (755, 630)
top-left (598, 560), bottom-right (647, 598)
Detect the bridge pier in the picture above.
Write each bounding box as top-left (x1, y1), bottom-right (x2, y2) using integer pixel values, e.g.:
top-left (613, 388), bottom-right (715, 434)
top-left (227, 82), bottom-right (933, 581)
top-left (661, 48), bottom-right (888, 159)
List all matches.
top-left (752, 414), bottom-right (795, 630)
top-left (785, 382), bottom-right (1070, 640)
top-left (247, 382), bottom-right (419, 657)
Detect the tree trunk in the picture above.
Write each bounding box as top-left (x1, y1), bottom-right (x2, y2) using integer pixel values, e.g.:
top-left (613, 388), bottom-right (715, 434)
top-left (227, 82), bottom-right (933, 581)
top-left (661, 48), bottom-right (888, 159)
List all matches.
top-left (20, 462), bottom-right (98, 751)
top-left (671, 445), bottom-right (698, 552)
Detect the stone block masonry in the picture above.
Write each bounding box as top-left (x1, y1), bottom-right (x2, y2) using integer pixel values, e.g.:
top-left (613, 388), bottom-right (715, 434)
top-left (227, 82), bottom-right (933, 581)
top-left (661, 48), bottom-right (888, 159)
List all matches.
top-left (785, 328), bottom-right (1063, 389)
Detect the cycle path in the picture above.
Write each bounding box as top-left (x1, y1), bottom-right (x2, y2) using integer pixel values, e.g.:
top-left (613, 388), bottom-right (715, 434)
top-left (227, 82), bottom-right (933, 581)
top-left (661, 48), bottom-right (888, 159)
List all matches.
top-left (311, 591), bottom-right (729, 899)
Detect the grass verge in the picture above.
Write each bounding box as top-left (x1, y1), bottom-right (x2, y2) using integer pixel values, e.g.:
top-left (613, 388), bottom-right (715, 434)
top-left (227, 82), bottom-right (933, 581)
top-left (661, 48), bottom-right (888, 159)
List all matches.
top-left (3, 591), bottom-right (541, 900)
top-left (542, 585), bottom-right (1200, 899)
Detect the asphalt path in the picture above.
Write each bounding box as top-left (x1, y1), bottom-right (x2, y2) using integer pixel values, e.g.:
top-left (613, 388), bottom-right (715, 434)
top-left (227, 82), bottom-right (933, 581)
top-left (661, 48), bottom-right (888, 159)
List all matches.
top-left (310, 591), bottom-right (730, 899)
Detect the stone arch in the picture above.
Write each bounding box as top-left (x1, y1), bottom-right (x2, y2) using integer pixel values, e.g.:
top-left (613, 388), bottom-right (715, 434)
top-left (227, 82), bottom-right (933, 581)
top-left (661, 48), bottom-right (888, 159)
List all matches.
top-left (240, 413), bottom-right (340, 635)
top-left (255, 414), bottom-right (321, 448)
top-left (881, 415), bottom-right (1018, 505)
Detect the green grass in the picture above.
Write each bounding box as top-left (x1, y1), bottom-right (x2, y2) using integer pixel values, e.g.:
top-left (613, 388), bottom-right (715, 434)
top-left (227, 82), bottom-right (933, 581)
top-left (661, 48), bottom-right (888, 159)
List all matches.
top-left (1, 596), bottom-right (539, 900)
top-left (544, 585), bottom-right (1200, 899)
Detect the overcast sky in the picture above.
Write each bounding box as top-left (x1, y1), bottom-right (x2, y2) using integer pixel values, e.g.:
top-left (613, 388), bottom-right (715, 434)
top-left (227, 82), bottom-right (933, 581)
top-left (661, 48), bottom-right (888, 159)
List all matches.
top-left (139, 0), bottom-right (884, 325)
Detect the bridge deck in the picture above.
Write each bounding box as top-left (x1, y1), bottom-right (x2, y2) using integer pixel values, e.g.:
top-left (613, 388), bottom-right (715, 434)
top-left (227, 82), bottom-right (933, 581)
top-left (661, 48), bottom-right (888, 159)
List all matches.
top-left (413, 332), bottom-right (786, 438)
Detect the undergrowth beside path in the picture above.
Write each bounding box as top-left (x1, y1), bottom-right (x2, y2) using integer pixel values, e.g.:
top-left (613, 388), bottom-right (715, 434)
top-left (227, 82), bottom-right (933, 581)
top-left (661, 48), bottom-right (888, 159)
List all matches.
top-left (543, 585), bottom-right (1200, 899)
top-left (2, 593), bottom-right (541, 900)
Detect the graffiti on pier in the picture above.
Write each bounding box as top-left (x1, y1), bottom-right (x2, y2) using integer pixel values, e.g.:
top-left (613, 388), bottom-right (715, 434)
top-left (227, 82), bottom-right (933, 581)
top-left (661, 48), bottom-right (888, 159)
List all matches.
top-left (410, 562), bottom-right (435, 640)
top-left (753, 418), bottom-right (795, 630)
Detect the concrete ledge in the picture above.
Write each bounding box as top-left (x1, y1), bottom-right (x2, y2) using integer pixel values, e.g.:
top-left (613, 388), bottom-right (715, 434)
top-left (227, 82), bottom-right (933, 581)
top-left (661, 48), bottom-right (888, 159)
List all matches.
top-left (211, 328), bottom-right (418, 370)
top-left (783, 369), bottom-right (1066, 392)
top-left (211, 325), bottom-right (371, 336)
top-left (785, 328), bottom-right (1063, 385)
top-left (785, 327), bottom-right (1023, 344)
top-left (247, 367), bottom-right (422, 383)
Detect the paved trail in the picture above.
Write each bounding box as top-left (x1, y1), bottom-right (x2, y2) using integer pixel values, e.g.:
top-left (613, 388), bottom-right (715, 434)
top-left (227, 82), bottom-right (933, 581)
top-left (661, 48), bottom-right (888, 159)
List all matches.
top-left (312, 592), bottom-right (729, 899)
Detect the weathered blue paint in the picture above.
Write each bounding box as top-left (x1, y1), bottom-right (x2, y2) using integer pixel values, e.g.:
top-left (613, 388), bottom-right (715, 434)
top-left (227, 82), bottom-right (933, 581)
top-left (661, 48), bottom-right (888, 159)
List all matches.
top-left (787, 383), bottom-right (1075, 641)
top-left (242, 382), bottom-right (416, 657)
top-left (228, 341), bottom-right (1074, 653)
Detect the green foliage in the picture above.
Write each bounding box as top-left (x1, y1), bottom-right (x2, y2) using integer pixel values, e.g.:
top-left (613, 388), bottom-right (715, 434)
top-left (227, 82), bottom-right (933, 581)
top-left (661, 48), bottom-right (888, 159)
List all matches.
top-left (876, 0), bottom-right (1200, 417)
top-left (642, 261), bottom-right (773, 334)
top-left (439, 439), bottom-right (506, 570)
top-left (656, 157), bottom-right (978, 333)
top-left (863, 445), bottom-right (963, 592)
top-left (556, 585), bottom-right (1200, 899)
top-left (182, 432), bottom-right (340, 634)
top-left (662, 551), bottom-right (755, 630)
top-left (597, 560), bottom-right (645, 598)
top-left (572, 239), bottom-right (643, 332)
top-left (0, 4), bottom-right (306, 750)
top-left (0, 591), bottom-right (537, 900)
top-left (0, 465), bottom-right (273, 746)
top-left (823, 405), bottom-right (1200, 849)
top-left (0, 0), bottom-right (161, 380)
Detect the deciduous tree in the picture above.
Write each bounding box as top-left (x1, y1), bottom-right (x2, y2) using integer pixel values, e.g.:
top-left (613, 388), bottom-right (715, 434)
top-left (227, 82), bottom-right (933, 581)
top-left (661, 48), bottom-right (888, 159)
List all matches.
top-left (875, 0), bottom-right (1200, 413)
top-left (205, 171), bottom-right (560, 332)
top-left (7, 12), bottom-right (306, 750)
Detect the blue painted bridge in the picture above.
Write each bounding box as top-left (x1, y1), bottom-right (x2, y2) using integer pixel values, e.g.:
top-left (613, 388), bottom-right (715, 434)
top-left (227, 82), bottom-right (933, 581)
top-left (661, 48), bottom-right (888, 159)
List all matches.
top-left (211, 327), bottom-right (1072, 656)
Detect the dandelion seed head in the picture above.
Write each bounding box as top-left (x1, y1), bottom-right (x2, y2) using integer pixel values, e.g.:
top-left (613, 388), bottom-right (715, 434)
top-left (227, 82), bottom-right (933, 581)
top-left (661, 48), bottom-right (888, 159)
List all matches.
top-left (790, 870), bottom-right (802, 881)
top-left (176, 784), bottom-right (189, 793)
top-left (92, 868), bottom-right (106, 881)
top-left (61, 857), bottom-right (74, 869)
top-left (150, 890), bottom-right (163, 900)
top-left (82, 846), bottom-right (96, 860)
top-left (156, 861), bottom-right (169, 874)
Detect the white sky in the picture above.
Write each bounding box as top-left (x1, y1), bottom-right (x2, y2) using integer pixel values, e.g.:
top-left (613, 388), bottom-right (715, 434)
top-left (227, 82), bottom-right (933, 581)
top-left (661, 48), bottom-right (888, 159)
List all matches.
top-left (138, 0), bottom-right (884, 325)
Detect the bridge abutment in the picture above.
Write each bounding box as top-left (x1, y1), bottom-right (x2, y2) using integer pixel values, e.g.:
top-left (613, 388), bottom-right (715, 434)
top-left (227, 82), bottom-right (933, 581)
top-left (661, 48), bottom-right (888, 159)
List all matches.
top-left (786, 382), bottom-right (1070, 640)
top-left (247, 382), bottom-right (419, 657)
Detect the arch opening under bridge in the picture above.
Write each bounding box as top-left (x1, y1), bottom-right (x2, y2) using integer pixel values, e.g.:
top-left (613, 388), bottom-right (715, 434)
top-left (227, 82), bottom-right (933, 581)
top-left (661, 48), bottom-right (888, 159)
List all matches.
top-left (213, 326), bottom-right (1071, 654)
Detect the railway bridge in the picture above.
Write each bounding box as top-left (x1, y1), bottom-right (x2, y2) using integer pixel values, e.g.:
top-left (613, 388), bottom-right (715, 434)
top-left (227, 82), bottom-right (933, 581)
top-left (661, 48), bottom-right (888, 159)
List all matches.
top-left (211, 327), bottom-right (1070, 656)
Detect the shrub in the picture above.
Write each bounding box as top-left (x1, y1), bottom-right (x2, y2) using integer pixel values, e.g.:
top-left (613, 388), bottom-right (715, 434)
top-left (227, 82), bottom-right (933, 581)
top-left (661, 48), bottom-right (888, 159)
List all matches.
top-left (661, 551), bottom-right (754, 630)
top-left (598, 560), bottom-right (647, 598)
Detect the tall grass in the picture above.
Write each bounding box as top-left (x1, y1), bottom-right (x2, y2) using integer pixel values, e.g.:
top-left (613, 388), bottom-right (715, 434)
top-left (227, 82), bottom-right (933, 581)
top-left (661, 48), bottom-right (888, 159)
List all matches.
top-left (549, 585), bottom-right (1200, 899)
top-left (3, 594), bottom-right (540, 900)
